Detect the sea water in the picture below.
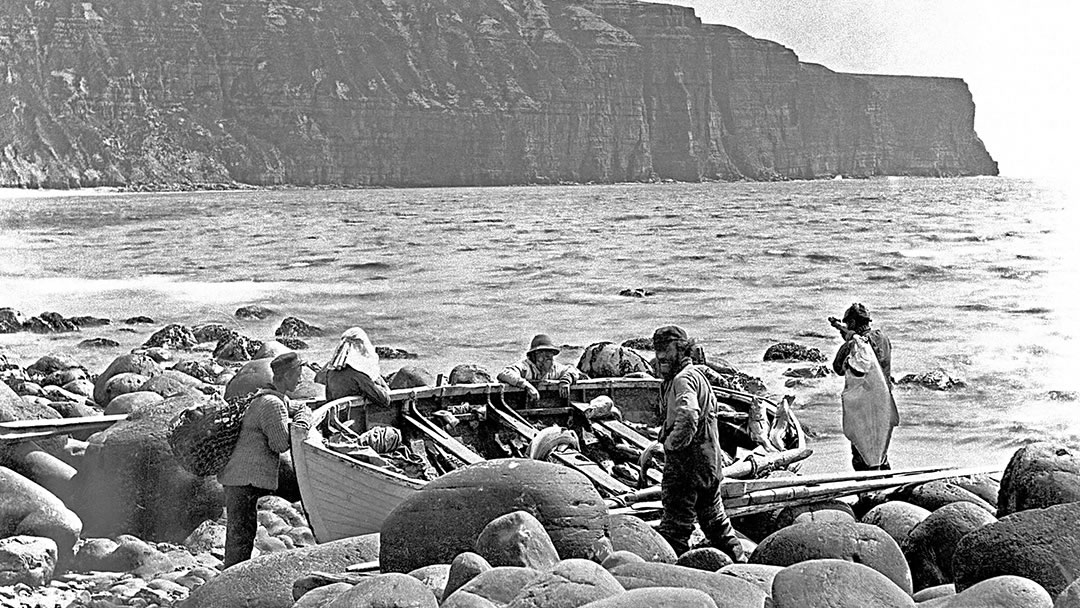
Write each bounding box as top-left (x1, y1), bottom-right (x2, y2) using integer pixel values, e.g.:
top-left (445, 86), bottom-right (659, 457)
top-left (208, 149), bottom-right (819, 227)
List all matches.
top-left (1, 177), bottom-right (1077, 473)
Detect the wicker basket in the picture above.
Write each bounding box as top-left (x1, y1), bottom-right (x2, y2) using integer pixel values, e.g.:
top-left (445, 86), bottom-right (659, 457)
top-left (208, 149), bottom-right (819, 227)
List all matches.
top-left (168, 392), bottom-right (255, 477)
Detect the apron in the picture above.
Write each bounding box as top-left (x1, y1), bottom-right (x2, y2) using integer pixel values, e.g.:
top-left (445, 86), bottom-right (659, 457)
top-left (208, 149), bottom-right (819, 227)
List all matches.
top-left (841, 335), bottom-right (899, 466)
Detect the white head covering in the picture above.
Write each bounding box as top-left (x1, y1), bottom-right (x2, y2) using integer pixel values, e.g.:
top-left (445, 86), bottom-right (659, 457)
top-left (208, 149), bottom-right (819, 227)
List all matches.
top-left (326, 327), bottom-right (381, 380)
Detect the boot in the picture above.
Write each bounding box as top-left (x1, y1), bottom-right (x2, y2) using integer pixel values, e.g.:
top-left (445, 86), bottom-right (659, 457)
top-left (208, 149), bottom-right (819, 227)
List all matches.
top-left (703, 518), bottom-right (746, 563)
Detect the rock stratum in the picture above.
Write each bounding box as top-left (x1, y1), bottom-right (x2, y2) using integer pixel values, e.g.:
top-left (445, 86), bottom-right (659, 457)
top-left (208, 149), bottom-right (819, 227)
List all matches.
top-left (0, 0), bottom-right (997, 189)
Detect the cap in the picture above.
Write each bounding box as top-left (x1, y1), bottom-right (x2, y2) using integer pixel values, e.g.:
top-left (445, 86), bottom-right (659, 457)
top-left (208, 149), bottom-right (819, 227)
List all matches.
top-left (842, 303), bottom-right (872, 325)
top-left (270, 351), bottom-right (302, 374)
top-left (652, 325), bottom-right (688, 349)
top-left (527, 334), bottom-right (560, 354)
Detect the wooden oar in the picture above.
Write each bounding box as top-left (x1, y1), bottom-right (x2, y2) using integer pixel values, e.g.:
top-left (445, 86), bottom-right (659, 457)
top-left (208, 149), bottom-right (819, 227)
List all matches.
top-left (0, 414), bottom-right (128, 442)
top-left (399, 399), bottom-right (485, 466)
top-left (486, 390), bottom-right (635, 497)
top-left (719, 463), bottom-right (958, 497)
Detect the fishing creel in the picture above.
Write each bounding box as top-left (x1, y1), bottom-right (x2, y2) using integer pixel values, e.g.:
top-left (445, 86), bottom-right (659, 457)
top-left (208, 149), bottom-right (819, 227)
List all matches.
top-left (167, 391), bottom-right (259, 477)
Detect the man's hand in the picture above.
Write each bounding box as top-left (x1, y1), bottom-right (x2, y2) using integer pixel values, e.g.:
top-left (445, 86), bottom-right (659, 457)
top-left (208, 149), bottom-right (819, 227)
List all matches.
top-left (558, 378), bottom-right (572, 399)
top-left (524, 382), bottom-right (541, 404)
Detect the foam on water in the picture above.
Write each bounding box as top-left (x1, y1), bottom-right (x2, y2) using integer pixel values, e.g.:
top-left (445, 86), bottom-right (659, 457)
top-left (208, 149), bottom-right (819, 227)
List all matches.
top-left (1, 177), bottom-right (1076, 471)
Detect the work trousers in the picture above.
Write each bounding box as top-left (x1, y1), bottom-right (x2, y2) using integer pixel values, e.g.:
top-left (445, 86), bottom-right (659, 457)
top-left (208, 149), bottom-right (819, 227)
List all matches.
top-left (852, 444), bottom-right (891, 471)
top-left (657, 468), bottom-right (744, 562)
top-left (223, 484), bottom-right (272, 568)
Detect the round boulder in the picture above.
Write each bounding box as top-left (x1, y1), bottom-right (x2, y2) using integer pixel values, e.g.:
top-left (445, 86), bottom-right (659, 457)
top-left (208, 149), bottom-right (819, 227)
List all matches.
top-left (325, 572), bottom-right (438, 608)
top-left (953, 501), bottom-right (1080, 598)
top-left (388, 366), bottom-right (435, 389)
top-left (576, 343), bottom-right (651, 379)
top-left (750, 521), bottom-right (912, 594)
top-left (94, 354), bottom-right (162, 405)
top-left (578, 587), bottom-right (718, 608)
top-left (902, 480), bottom-right (996, 515)
top-left (903, 501), bottom-right (997, 591)
top-left (997, 442), bottom-right (1080, 516)
top-left (504, 559), bottom-right (624, 608)
top-left (771, 559), bottom-right (914, 608)
top-left (860, 501), bottom-right (931, 547)
top-left (103, 391), bottom-right (164, 416)
top-left (676, 548), bottom-right (731, 572)
top-left (223, 358), bottom-right (273, 401)
top-left (934, 575), bottom-right (1052, 608)
top-left (0, 466), bottom-right (82, 568)
top-left (609, 514), bottom-right (676, 564)
top-left (610, 561), bottom-right (766, 608)
top-left (475, 510), bottom-right (560, 570)
top-left (444, 552), bottom-right (492, 600)
top-left (442, 566), bottom-right (544, 608)
top-left (449, 365), bottom-right (494, 385)
top-left (101, 373), bottom-right (151, 406)
top-left (184, 533), bottom-right (380, 608)
top-left (68, 395), bottom-right (224, 542)
top-left (772, 499), bottom-right (856, 531)
top-left (380, 459), bottom-right (609, 573)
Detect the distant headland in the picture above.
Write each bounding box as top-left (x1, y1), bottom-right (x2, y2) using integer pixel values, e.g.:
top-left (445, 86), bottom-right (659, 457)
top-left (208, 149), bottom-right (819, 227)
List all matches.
top-left (0, 0), bottom-right (997, 189)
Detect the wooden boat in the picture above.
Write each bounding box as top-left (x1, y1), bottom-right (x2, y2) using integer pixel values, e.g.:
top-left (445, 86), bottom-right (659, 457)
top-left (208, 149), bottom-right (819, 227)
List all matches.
top-left (290, 377), bottom-right (810, 543)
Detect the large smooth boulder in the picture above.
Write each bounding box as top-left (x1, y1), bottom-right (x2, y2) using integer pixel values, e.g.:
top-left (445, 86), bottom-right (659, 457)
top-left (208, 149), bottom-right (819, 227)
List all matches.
top-left (103, 391), bottom-right (164, 415)
top-left (716, 563), bottom-right (783, 599)
top-left (922, 575), bottom-right (1053, 608)
top-left (388, 365), bottom-right (435, 389)
top-left (476, 511), bottom-right (560, 570)
top-left (101, 372), bottom-right (152, 406)
top-left (69, 395), bottom-right (223, 542)
top-left (326, 572), bottom-right (438, 608)
top-left (952, 501), bottom-right (1080, 598)
top-left (93, 354), bottom-right (163, 405)
top-left (449, 365), bottom-right (494, 385)
top-left (138, 371), bottom-right (214, 400)
top-left (576, 343), bottom-right (651, 379)
top-left (608, 514), bottom-right (676, 564)
top-left (998, 442), bottom-right (1080, 516)
top-left (750, 521), bottom-right (913, 594)
top-left (181, 533), bottom-right (380, 608)
top-left (504, 559), bottom-right (623, 608)
top-left (0, 466), bottom-right (81, 568)
top-left (902, 481), bottom-right (996, 514)
top-left (380, 459), bottom-right (609, 573)
top-left (861, 501), bottom-right (931, 547)
top-left (409, 564), bottom-right (452, 603)
top-left (0, 382), bottom-right (65, 466)
top-left (903, 502), bottom-right (997, 591)
top-left (223, 358), bottom-right (273, 401)
top-left (441, 567), bottom-right (544, 608)
top-left (610, 561), bottom-right (766, 608)
top-left (578, 587), bottom-right (718, 608)
top-left (444, 552), bottom-right (493, 600)
top-left (771, 559), bottom-right (914, 608)
top-left (675, 548), bottom-right (731, 572)
top-left (0, 535), bottom-right (57, 587)
top-left (771, 499), bottom-right (856, 531)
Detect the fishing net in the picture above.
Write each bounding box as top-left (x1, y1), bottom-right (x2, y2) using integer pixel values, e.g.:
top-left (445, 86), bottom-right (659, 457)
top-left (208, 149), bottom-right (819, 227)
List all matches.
top-left (167, 390), bottom-right (263, 477)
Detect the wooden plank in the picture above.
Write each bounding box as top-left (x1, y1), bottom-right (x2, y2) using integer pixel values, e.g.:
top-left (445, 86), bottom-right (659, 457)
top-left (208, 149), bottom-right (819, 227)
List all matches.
top-left (400, 409), bottom-right (484, 466)
top-left (0, 414), bottom-right (128, 441)
top-left (719, 464), bottom-right (956, 497)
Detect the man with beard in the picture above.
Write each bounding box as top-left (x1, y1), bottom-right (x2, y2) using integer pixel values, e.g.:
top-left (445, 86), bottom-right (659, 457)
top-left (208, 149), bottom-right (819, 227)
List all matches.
top-left (497, 334), bottom-right (585, 403)
top-left (650, 325), bottom-right (746, 562)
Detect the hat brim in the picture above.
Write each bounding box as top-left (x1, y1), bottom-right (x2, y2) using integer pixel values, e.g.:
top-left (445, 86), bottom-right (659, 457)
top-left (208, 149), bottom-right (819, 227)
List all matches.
top-left (528, 346), bottom-right (560, 354)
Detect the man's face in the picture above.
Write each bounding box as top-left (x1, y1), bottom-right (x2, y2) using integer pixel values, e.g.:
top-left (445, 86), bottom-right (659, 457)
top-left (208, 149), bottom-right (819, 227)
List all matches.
top-left (531, 350), bottom-right (556, 372)
top-left (655, 342), bottom-right (680, 379)
top-left (279, 367), bottom-right (302, 392)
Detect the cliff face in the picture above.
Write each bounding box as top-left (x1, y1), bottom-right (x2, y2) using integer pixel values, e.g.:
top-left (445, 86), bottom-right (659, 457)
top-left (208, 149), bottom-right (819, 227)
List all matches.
top-left (0, 0), bottom-right (997, 188)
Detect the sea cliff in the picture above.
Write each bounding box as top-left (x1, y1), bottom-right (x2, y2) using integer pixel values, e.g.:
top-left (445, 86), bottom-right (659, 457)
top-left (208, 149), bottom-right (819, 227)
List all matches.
top-left (0, 0), bottom-right (998, 189)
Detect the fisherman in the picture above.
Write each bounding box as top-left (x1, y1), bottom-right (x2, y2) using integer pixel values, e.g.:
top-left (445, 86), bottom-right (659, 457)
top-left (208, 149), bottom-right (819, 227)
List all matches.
top-left (322, 327), bottom-right (392, 433)
top-left (650, 325), bottom-right (746, 562)
top-left (831, 303), bottom-right (899, 471)
top-left (497, 334), bottom-right (585, 403)
top-left (218, 352), bottom-right (311, 568)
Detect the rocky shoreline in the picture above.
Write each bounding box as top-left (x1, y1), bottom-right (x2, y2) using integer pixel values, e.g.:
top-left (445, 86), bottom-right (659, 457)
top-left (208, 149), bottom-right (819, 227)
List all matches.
top-left (2, 306), bottom-right (1078, 607)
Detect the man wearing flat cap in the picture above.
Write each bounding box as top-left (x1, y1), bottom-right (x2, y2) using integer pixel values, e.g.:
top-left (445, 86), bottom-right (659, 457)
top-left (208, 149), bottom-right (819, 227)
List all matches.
top-left (218, 352), bottom-right (311, 567)
top-left (497, 334), bottom-right (585, 403)
top-left (831, 303), bottom-right (898, 471)
top-left (651, 325), bottom-right (746, 562)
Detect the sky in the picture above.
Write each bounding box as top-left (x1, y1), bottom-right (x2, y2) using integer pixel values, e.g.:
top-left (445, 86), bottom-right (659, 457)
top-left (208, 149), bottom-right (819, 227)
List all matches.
top-left (651, 0), bottom-right (1078, 181)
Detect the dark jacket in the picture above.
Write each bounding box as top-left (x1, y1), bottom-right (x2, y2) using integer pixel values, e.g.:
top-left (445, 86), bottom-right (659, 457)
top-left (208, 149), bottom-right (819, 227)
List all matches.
top-left (658, 364), bottom-right (722, 486)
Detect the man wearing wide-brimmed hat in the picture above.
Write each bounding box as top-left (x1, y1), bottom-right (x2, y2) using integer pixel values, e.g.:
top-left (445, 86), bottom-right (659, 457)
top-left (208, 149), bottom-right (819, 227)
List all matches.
top-left (497, 334), bottom-right (585, 403)
top-left (651, 324), bottom-right (745, 562)
top-left (218, 352), bottom-right (311, 568)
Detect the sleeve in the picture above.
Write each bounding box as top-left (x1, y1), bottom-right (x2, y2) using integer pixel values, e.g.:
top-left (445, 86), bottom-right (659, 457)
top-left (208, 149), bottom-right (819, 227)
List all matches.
top-left (258, 396), bottom-right (293, 454)
top-left (356, 371), bottom-right (392, 407)
top-left (873, 332), bottom-right (893, 380)
top-left (497, 360), bottom-right (531, 387)
top-left (832, 340), bottom-right (853, 376)
top-left (663, 373), bottom-right (701, 452)
top-left (555, 364), bottom-right (585, 384)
